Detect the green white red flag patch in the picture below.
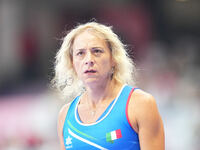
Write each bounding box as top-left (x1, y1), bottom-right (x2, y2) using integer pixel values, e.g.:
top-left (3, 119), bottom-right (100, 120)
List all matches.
top-left (106, 129), bottom-right (122, 143)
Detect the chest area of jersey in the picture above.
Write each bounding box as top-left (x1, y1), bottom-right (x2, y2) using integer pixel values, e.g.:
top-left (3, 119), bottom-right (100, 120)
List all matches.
top-left (63, 118), bottom-right (139, 150)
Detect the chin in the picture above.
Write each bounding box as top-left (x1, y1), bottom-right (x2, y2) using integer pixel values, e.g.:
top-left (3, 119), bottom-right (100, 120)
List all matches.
top-left (83, 78), bottom-right (100, 85)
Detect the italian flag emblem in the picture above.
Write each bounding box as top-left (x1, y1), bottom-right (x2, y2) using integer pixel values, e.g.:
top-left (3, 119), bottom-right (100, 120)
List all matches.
top-left (106, 129), bottom-right (122, 143)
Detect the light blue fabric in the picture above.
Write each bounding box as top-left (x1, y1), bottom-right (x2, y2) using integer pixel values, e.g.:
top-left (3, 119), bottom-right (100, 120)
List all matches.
top-left (63, 85), bottom-right (140, 150)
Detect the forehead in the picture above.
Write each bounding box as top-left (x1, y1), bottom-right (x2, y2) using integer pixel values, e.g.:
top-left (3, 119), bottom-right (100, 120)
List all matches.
top-left (72, 30), bottom-right (107, 50)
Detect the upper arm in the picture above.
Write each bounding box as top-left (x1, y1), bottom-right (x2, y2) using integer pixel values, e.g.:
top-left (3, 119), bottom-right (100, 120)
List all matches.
top-left (57, 103), bottom-right (71, 150)
top-left (128, 90), bottom-right (165, 150)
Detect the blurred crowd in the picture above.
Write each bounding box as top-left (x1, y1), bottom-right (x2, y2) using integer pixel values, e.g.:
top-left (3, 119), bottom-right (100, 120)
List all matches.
top-left (0, 0), bottom-right (200, 150)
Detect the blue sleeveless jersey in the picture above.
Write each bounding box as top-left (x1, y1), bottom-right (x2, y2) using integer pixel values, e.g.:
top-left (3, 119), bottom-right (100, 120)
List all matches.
top-left (63, 85), bottom-right (140, 150)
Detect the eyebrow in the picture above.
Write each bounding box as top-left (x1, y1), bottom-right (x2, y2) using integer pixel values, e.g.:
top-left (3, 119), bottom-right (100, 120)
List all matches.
top-left (75, 47), bottom-right (103, 51)
top-left (91, 47), bottom-right (104, 50)
top-left (74, 48), bottom-right (86, 52)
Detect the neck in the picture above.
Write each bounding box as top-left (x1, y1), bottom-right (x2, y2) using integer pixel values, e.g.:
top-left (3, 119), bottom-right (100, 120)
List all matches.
top-left (84, 79), bottom-right (123, 107)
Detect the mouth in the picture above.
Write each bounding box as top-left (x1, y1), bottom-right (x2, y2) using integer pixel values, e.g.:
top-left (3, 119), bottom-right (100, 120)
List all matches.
top-left (84, 69), bottom-right (97, 74)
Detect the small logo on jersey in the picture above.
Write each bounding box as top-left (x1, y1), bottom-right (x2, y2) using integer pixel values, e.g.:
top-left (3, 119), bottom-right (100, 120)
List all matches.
top-left (106, 129), bottom-right (122, 143)
top-left (65, 136), bottom-right (73, 149)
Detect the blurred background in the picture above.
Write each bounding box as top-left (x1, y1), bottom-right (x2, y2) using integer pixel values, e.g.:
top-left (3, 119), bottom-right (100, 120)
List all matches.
top-left (0, 0), bottom-right (200, 149)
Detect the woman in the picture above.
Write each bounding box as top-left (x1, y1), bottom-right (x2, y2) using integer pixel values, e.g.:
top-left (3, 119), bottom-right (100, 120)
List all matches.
top-left (52, 22), bottom-right (165, 150)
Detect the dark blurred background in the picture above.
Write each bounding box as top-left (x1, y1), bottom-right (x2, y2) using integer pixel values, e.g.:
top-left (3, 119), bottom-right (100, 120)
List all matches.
top-left (0, 0), bottom-right (200, 149)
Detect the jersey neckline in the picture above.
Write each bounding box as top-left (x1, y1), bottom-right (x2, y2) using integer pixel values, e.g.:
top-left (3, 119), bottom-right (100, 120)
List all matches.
top-left (74, 84), bottom-right (126, 126)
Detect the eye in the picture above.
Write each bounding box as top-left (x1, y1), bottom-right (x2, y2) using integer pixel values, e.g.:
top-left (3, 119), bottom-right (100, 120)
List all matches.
top-left (94, 49), bottom-right (102, 53)
top-left (76, 51), bottom-right (84, 56)
top-left (93, 48), bottom-right (103, 54)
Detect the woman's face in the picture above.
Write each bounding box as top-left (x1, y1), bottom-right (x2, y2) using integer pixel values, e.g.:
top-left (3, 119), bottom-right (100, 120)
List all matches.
top-left (72, 30), bottom-right (115, 85)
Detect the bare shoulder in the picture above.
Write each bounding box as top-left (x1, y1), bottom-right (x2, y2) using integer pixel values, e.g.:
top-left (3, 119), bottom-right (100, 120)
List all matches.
top-left (57, 102), bottom-right (72, 134)
top-left (59, 103), bottom-right (71, 116)
top-left (58, 103), bottom-right (71, 125)
top-left (57, 103), bottom-right (71, 150)
top-left (128, 89), bottom-right (162, 132)
top-left (135, 89), bottom-right (157, 111)
top-left (129, 89), bottom-right (165, 150)
top-left (129, 89), bottom-right (158, 113)
top-left (132, 89), bottom-right (156, 103)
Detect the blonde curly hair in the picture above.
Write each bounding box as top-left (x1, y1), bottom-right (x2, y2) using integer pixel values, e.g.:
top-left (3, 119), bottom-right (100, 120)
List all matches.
top-left (51, 22), bottom-right (136, 101)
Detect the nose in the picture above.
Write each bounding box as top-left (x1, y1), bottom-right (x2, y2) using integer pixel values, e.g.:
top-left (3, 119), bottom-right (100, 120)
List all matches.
top-left (84, 51), bottom-right (94, 65)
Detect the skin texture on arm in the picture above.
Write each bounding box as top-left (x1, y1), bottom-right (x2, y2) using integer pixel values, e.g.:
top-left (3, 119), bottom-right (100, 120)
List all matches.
top-left (128, 89), bottom-right (165, 150)
top-left (57, 103), bottom-right (71, 150)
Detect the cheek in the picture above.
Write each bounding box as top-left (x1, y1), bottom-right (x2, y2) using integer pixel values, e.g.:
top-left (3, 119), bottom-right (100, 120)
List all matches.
top-left (73, 61), bottom-right (79, 73)
top-left (101, 57), bottom-right (112, 69)
top-left (73, 60), bottom-right (84, 79)
top-left (72, 58), bottom-right (79, 72)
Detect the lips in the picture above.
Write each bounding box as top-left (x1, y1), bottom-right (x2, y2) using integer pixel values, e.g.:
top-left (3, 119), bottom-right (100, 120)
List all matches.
top-left (84, 69), bottom-right (97, 73)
